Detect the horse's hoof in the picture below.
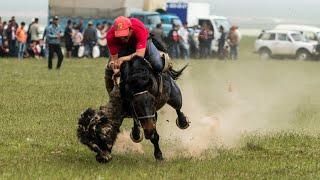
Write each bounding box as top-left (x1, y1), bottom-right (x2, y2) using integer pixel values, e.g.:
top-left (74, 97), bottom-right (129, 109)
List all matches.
top-left (130, 127), bottom-right (144, 143)
top-left (176, 116), bottom-right (190, 130)
top-left (96, 152), bottom-right (112, 163)
top-left (155, 152), bottom-right (164, 161)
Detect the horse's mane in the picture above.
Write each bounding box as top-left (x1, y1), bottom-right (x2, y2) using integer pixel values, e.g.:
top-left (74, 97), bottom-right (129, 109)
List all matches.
top-left (125, 56), bottom-right (154, 94)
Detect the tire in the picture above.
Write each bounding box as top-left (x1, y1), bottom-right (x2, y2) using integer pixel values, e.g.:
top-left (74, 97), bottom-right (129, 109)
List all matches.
top-left (259, 48), bottom-right (271, 60)
top-left (296, 49), bottom-right (310, 60)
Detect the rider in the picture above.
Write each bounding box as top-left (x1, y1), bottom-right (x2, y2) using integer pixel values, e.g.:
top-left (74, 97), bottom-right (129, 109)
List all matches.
top-left (102, 16), bottom-right (170, 157)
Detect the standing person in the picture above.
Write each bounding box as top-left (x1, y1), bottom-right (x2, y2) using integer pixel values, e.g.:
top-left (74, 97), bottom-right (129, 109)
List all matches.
top-left (27, 18), bottom-right (35, 45)
top-left (42, 19), bottom-right (52, 58)
top-left (151, 23), bottom-right (167, 50)
top-left (188, 25), bottom-right (200, 58)
top-left (178, 23), bottom-right (190, 60)
top-left (168, 24), bottom-right (180, 59)
top-left (198, 23), bottom-right (214, 59)
top-left (7, 18), bottom-right (18, 57)
top-left (228, 26), bottom-right (241, 60)
top-left (29, 18), bottom-right (41, 58)
top-left (64, 19), bottom-right (73, 58)
top-left (83, 21), bottom-right (97, 58)
top-left (16, 22), bottom-right (27, 60)
top-left (97, 23), bottom-right (108, 57)
top-left (72, 26), bottom-right (83, 58)
top-left (2, 21), bottom-right (8, 41)
top-left (30, 18), bottom-right (41, 43)
top-left (218, 26), bottom-right (227, 59)
top-left (77, 18), bottom-right (84, 33)
top-left (46, 16), bottom-right (64, 70)
top-left (0, 17), bottom-right (3, 48)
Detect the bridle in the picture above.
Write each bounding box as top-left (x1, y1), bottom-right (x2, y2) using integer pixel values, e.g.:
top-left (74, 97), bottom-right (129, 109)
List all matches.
top-left (131, 91), bottom-right (156, 122)
top-left (129, 58), bottom-right (156, 124)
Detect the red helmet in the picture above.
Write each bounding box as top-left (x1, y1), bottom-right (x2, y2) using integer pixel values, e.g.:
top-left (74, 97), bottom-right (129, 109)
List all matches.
top-left (114, 16), bottom-right (132, 37)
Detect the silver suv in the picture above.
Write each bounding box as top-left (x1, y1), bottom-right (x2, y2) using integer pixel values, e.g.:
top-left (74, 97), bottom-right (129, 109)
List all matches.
top-left (255, 30), bottom-right (319, 60)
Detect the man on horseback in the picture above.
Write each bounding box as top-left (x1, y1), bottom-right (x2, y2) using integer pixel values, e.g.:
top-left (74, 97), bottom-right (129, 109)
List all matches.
top-left (102, 16), bottom-right (172, 159)
top-left (79, 16), bottom-right (188, 163)
top-left (105, 16), bottom-right (170, 93)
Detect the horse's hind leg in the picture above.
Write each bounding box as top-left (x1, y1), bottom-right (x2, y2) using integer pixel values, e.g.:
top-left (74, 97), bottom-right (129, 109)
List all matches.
top-left (175, 109), bottom-right (190, 129)
top-left (167, 80), bottom-right (190, 129)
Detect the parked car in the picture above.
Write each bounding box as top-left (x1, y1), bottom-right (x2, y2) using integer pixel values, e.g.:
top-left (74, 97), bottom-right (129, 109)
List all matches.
top-left (255, 30), bottom-right (319, 60)
top-left (274, 24), bottom-right (320, 42)
top-left (159, 14), bottom-right (182, 35)
top-left (130, 11), bottom-right (161, 31)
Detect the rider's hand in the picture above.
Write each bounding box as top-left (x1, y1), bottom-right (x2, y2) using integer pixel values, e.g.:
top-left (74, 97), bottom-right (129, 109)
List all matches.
top-left (108, 61), bottom-right (115, 69)
top-left (114, 59), bottom-right (124, 69)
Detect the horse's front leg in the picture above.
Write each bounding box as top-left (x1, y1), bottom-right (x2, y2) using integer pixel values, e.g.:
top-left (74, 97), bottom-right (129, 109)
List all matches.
top-left (130, 119), bottom-right (144, 143)
top-left (149, 128), bottom-right (164, 161)
top-left (141, 119), bottom-right (164, 161)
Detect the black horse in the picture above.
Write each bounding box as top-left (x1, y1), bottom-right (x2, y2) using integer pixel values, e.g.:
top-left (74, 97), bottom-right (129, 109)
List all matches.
top-left (119, 56), bottom-right (189, 160)
top-left (77, 56), bottom-right (189, 162)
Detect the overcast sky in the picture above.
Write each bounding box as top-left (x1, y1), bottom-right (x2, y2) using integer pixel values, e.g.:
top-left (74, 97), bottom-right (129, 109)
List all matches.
top-left (0, 0), bottom-right (319, 27)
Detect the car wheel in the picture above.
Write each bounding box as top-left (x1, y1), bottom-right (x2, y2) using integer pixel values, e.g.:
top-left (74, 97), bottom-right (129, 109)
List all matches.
top-left (259, 49), bottom-right (271, 60)
top-left (296, 50), bottom-right (310, 60)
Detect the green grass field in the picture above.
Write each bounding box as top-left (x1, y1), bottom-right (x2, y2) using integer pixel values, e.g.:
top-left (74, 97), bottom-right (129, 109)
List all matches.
top-left (1, 37), bottom-right (320, 179)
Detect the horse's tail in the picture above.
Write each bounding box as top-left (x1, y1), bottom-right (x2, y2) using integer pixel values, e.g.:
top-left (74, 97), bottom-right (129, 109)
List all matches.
top-left (169, 63), bottom-right (189, 80)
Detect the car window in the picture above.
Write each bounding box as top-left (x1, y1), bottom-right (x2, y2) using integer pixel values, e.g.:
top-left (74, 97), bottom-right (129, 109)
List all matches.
top-left (214, 19), bottom-right (231, 32)
top-left (161, 18), bottom-right (170, 24)
top-left (260, 33), bottom-right (276, 40)
top-left (147, 15), bottom-right (161, 25)
top-left (304, 32), bottom-right (317, 41)
top-left (132, 15), bottom-right (146, 24)
top-left (172, 18), bottom-right (182, 26)
top-left (278, 33), bottom-right (289, 41)
top-left (199, 19), bottom-right (213, 30)
top-left (291, 33), bottom-right (305, 42)
top-left (317, 32), bottom-right (320, 40)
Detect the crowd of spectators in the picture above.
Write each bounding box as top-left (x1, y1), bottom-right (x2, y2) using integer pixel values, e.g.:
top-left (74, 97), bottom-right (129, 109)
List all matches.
top-left (0, 16), bottom-right (47, 59)
top-left (151, 22), bottom-right (241, 60)
top-left (0, 16), bottom-right (112, 59)
top-left (0, 16), bottom-right (241, 60)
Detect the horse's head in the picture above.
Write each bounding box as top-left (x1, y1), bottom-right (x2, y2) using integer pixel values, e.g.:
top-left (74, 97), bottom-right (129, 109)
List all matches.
top-left (126, 56), bottom-right (158, 139)
top-left (131, 90), bottom-right (157, 139)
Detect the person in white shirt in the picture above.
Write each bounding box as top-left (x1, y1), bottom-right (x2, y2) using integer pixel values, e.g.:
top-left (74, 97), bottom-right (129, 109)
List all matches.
top-left (72, 27), bottom-right (83, 58)
top-left (178, 23), bottom-right (190, 60)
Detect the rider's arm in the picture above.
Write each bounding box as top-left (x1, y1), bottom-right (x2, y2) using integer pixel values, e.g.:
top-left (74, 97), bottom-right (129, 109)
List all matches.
top-left (119, 48), bottom-right (146, 62)
top-left (108, 54), bottom-right (118, 69)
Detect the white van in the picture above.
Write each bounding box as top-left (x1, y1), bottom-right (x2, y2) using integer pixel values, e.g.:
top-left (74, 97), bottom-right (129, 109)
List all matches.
top-left (275, 24), bottom-right (320, 42)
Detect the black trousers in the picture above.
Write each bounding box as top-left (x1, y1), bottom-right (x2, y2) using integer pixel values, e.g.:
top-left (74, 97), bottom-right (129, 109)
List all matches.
top-left (48, 44), bottom-right (64, 69)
